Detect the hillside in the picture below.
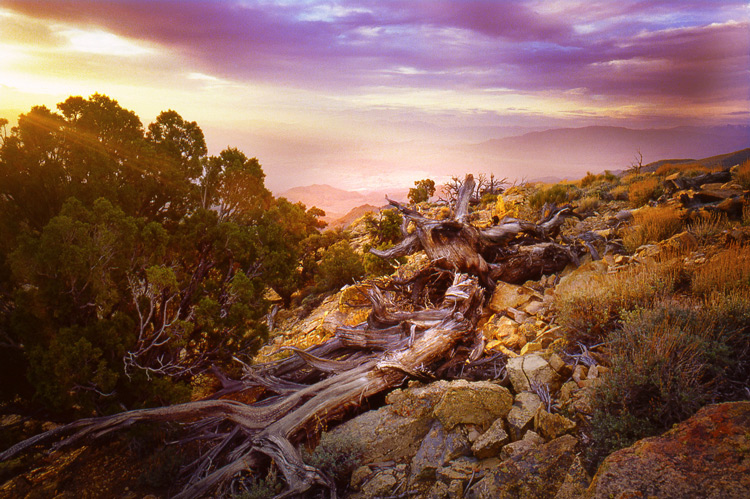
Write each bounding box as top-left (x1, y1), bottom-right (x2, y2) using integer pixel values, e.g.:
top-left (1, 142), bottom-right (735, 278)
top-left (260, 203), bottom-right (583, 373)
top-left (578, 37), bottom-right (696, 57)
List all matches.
top-left (473, 125), bottom-right (750, 177)
top-left (328, 204), bottom-right (381, 229)
top-left (641, 147), bottom-right (750, 173)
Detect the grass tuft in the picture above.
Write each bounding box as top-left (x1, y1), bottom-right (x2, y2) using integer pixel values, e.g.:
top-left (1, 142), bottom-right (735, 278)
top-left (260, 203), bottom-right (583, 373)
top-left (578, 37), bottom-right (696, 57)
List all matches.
top-left (627, 177), bottom-right (662, 208)
top-left (621, 205), bottom-right (685, 253)
top-left (691, 243), bottom-right (750, 296)
top-left (733, 159), bottom-right (750, 189)
top-left (556, 260), bottom-right (683, 345)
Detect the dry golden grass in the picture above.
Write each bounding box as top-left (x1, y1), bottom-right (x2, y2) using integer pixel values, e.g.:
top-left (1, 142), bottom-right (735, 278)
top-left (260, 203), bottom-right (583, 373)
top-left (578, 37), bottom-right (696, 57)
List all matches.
top-left (622, 205), bottom-right (685, 253)
top-left (576, 196), bottom-right (601, 213)
top-left (734, 159), bottom-right (750, 189)
top-left (610, 184), bottom-right (629, 201)
top-left (655, 162), bottom-right (720, 176)
top-left (557, 260), bottom-right (683, 343)
top-left (691, 243), bottom-right (750, 296)
top-left (627, 176), bottom-right (662, 207)
top-left (687, 212), bottom-right (730, 244)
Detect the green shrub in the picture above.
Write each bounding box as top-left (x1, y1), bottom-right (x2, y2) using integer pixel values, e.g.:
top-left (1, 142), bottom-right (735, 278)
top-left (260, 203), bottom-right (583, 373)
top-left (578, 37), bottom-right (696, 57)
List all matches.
top-left (408, 179), bottom-right (436, 205)
top-left (363, 243), bottom-right (405, 277)
top-left (588, 297), bottom-right (750, 466)
top-left (303, 430), bottom-right (363, 490)
top-left (363, 209), bottom-right (403, 245)
top-left (234, 468), bottom-right (283, 499)
top-left (315, 241), bottom-right (365, 292)
top-left (529, 184), bottom-right (581, 210)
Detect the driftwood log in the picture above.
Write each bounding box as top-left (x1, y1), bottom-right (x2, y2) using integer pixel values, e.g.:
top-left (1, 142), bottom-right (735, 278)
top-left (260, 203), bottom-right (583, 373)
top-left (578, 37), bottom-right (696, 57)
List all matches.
top-left (1, 175), bottom-right (586, 498)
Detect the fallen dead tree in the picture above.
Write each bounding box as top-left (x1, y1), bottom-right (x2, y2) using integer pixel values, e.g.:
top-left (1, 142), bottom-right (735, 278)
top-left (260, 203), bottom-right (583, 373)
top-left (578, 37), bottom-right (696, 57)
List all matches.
top-left (1, 274), bottom-right (484, 498)
top-left (370, 175), bottom-right (583, 287)
top-left (1, 175), bottom-right (588, 498)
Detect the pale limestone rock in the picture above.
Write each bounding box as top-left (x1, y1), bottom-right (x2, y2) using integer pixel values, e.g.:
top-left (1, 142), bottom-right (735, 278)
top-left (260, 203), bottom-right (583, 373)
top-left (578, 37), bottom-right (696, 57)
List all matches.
top-left (433, 380), bottom-right (513, 431)
top-left (507, 354), bottom-right (562, 393)
top-left (489, 281), bottom-right (533, 313)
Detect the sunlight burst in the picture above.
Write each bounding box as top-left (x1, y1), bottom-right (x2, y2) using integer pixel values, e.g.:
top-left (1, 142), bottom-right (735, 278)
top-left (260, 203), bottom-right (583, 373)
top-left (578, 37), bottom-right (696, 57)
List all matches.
top-left (59, 28), bottom-right (154, 57)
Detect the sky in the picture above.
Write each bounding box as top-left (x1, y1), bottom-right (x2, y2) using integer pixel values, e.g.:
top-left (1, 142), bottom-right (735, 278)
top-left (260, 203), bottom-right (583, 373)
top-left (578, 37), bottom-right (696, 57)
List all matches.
top-left (1, 0), bottom-right (748, 192)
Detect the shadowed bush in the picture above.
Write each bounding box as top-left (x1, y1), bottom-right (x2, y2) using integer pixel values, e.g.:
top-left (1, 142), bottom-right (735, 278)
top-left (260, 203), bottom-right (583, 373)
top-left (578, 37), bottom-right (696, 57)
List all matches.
top-left (588, 295), bottom-right (750, 467)
top-left (303, 431), bottom-right (363, 493)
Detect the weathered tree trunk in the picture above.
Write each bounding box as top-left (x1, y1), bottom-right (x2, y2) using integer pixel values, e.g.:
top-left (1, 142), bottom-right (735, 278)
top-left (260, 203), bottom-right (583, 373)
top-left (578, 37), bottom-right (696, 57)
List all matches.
top-left (371, 175), bottom-right (583, 287)
top-left (1, 274), bottom-right (484, 498)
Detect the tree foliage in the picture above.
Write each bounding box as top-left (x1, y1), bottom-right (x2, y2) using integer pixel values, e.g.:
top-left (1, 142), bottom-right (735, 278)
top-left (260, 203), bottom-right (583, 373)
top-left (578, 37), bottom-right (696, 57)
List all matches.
top-left (0, 94), bottom-right (325, 417)
top-left (408, 178), bottom-right (436, 205)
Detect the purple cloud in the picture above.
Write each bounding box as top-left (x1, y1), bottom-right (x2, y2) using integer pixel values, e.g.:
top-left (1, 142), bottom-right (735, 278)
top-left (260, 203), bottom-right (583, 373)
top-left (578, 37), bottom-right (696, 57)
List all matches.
top-left (3, 0), bottom-right (748, 113)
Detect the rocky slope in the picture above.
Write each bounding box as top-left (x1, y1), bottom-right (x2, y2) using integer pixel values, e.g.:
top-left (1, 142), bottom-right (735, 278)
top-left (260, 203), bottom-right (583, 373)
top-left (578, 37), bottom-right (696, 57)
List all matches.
top-left (2, 161), bottom-right (749, 498)
top-left (262, 162), bottom-right (750, 498)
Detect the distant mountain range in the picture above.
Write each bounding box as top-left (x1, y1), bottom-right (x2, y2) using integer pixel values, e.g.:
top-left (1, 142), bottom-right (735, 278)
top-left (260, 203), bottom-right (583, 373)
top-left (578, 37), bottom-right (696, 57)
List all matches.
top-left (280, 184), bottom-right (408, 222)
top-left (472, 125), bottom-right (750, 178)
top-left (281, 125), bottom-right (749, 221)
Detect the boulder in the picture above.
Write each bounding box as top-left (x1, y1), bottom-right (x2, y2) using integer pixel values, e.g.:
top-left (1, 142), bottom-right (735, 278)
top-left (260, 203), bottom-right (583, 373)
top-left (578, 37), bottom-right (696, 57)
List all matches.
top-left (471, 418), bottom-right (510, 459)
top-left (506, 354), bottom-right (562, 393)
top-left (433, 380), bottom-right (513, 431)
top-left (327, 404), bottom-right (431, 463)
top-left (331, 380), bottom-right (454, 463)
top-left (500, 430), bottom-right (546, 460)
top-left (467, 434), bottom-right (580, 499)
top-left (519, 342), bottom-right (544, 355)
top-left (547, 353), bottom-right (572, 379)
top-left (358, 470), bottom-right (399, 497)
top-left (534, 410), bottom-right (576, 441)
top-left (585, 401), bottom-right (750, 498)
top-left (437, 457), bottom-right (479, 482)
top-left (482, 315), bottom-right (525, 349)
top-left (661, 230), bottom-right (698, 253)
top-left (507, 392), bottom-right (543, 440)
top-left (555, 455), bottom-right (592, 499)
top-left (410, 420), bottom-right (471, 481)
top-left (489, 282), bottom-right (533, 313)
